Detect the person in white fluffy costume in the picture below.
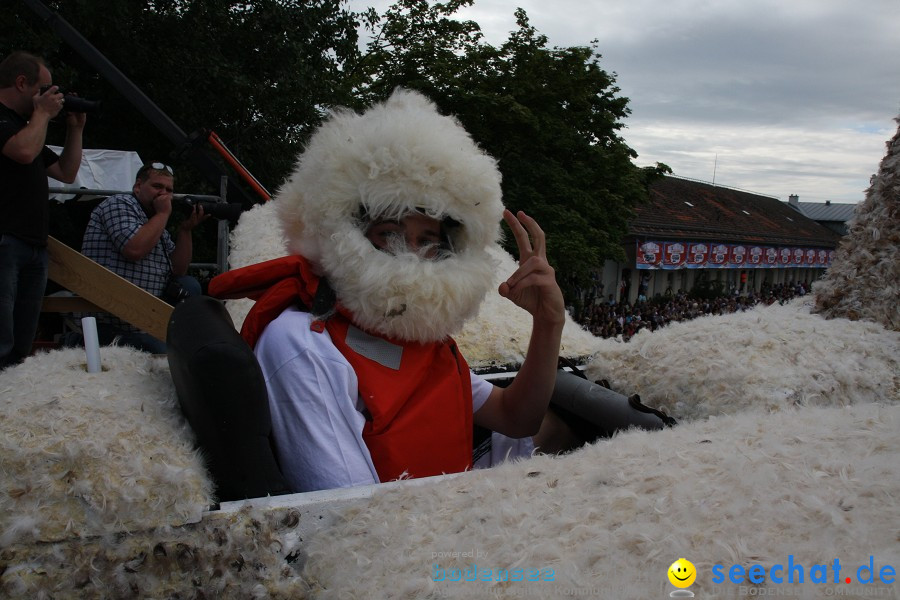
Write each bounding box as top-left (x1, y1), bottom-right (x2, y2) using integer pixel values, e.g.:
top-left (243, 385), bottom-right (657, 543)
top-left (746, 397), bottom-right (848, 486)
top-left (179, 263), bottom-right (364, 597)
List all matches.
top-left (209, 89), bottom-right (572, 492)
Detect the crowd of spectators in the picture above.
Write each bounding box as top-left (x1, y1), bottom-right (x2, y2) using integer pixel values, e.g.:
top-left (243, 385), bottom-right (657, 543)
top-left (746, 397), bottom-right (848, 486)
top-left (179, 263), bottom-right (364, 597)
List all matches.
top-left (572, 280), bottom-right (812, 341)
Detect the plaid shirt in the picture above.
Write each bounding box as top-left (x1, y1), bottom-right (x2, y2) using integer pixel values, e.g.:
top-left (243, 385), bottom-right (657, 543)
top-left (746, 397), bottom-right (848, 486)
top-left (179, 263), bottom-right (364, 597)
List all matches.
top-left (81, 193), bottom-right (175, 331)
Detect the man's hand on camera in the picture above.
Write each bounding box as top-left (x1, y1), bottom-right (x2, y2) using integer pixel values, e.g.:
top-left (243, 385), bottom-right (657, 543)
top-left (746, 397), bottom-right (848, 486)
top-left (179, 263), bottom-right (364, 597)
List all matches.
top-left (63, 93), bottom-right (88, 129)
top-left (33, 85), bottom-right (63, 119)
top-left (181, 204), bottom-right (210, 231)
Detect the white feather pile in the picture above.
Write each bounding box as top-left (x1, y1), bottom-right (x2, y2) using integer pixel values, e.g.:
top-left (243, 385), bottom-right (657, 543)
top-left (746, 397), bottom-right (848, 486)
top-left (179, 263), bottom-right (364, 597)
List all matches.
top-left (1, 502), bottom-right (312, 598)
top-left (814, 117), bottom-right (900, 331)
top-left (226, 196), bottom-right (289, 276)
top-left (584, 297), bottom-right (900, 420)
top-left (298, 401), bottom-right (900, 599)
top-left (458, 245), bottom-right (604, 367)
top-left (4, 392), bottom-right (897, 598)
top-left (0, 346), bottom-right (213, 546)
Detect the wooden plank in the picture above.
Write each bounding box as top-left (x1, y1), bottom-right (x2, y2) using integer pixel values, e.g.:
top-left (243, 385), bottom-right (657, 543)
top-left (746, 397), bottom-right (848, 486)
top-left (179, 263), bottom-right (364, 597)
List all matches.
top-left (46, 237), bottom-right (172, 341)
top-left (41, 296), bottom-right (103, 313)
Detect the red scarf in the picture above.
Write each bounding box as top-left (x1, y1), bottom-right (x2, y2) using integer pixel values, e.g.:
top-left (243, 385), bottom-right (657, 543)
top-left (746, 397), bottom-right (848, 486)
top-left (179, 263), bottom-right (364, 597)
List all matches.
top-left (209, 256), bottom-right (473, 481)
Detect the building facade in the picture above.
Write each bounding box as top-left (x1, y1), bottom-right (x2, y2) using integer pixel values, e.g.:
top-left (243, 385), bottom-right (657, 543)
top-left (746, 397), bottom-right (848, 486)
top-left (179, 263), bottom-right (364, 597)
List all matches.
top-left (595, 177), bottom-right (843, 305)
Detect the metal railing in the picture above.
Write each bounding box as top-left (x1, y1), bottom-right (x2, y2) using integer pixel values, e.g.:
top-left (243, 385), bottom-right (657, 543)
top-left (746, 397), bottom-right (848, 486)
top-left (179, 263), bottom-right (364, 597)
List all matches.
top-left (48, 175), bottom-right (233, 275)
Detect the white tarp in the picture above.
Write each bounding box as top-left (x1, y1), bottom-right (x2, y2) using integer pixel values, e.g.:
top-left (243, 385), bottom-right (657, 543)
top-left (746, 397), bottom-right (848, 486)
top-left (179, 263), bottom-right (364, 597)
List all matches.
top-left (47, 147), bottom-right (144, 200)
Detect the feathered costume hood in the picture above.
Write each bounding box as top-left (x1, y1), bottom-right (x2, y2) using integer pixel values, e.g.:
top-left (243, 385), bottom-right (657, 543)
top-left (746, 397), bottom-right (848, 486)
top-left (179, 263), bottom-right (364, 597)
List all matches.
top-left (275, 89), bottom-right (504, 342)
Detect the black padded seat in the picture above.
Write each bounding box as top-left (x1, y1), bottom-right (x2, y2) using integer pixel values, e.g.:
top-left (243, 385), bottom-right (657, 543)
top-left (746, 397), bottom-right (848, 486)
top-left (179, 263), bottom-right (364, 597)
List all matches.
top-left (166, 295), bottom-right (290, 501)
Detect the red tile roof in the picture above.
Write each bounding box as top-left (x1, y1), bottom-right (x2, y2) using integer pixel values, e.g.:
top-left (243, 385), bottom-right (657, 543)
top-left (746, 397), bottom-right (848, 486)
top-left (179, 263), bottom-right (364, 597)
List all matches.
top-left (628, 177), bottom-right (842, 247)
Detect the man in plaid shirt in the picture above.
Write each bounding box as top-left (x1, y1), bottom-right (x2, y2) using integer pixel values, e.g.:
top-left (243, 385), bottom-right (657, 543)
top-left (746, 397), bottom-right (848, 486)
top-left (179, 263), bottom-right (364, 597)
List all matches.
top-left (81, 162), bottom-right (207, 352)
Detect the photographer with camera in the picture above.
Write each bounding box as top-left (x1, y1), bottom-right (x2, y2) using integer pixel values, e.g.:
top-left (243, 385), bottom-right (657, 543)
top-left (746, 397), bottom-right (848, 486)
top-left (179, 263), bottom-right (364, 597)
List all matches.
top-left (81, 162), bottom-right (208, 353)
top-left (0, 51), bottom-right (85, 369)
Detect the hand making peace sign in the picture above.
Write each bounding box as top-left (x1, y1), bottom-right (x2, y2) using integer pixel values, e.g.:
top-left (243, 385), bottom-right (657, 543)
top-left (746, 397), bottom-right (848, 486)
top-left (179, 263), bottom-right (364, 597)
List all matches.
top-left (498, 209), bottom-right (566, 326)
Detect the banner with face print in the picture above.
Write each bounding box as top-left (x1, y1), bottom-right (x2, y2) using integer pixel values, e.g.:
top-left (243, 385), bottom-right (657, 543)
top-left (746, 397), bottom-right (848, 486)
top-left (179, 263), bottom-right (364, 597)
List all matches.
top-left (636, 241), bottom-right (662, 268)
top-left (708, 244), bottom-right (730, 268)
top-left (747, 246), bottom-right (764, 267)
top-left (685, 242), bottom-right (710, 269)
top-left (636, 240), bottom-right (834, 270)
top-left (729, 245), bottom-right (747, 266)
top-left (663, 242), bottom-right (687, 268)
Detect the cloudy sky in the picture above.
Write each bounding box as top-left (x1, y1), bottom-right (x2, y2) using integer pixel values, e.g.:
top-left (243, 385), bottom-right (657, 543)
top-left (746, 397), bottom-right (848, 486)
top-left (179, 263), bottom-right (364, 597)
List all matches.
top-left (348, 0), bottom-right (900, 204)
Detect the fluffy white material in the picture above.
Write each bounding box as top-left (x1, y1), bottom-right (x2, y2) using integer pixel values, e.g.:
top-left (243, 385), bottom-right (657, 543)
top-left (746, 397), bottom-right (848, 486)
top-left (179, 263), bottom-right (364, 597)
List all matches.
top-left (4, 298), bottom-right (896, 598)
top-left (289, 298), bottom-right (899, 598)
top-left (3, 339), bottom-right (896, 597)
top-left (298, 402), bottom-right (900, 599)
top-left (219, 200), bottom-right (284, 331)
top-left (584, 297), bottom-right (900, 421)
top-left (274, 89), bottom-right (504, 342)
top-left (0, 347), bottom-right (213, 547)
top-left (814, 117), bottom-right (900, 331)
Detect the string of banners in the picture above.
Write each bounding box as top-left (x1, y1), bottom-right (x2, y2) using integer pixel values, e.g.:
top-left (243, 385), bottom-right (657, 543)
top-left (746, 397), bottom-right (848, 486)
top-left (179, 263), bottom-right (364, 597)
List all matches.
top-left (636, 240), bottom-right (835, 270)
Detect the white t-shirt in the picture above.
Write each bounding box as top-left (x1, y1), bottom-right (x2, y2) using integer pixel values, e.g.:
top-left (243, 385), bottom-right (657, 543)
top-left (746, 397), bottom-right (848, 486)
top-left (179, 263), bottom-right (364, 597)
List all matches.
top-left (255, 307), bottom-right (533, 492)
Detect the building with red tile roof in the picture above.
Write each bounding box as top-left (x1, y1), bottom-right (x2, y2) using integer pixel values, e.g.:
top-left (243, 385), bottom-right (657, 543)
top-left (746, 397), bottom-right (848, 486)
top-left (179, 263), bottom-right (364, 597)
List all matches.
top-left (591, 176), bottom-right (843, 305)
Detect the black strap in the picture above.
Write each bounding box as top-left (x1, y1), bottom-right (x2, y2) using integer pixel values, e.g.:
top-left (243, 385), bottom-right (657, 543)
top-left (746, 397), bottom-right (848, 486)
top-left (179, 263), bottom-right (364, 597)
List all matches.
top-left (627, 393), bottom-right (678, 427)
top-left (472, 425), bottom-right (492, 463)
top-left (311, 277), bottom-right (337, 318)
top-left (293, 276), bottom-right (338, 319)
top-left (558, 355), bottom-right (588, 379)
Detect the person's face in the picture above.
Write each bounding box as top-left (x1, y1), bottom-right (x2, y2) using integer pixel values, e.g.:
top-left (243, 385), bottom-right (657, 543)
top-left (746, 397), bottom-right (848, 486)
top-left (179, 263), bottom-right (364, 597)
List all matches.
top-left (133, 172), bottom-right (174, 209)
top-left (365, 212), bottom-right (444, 259)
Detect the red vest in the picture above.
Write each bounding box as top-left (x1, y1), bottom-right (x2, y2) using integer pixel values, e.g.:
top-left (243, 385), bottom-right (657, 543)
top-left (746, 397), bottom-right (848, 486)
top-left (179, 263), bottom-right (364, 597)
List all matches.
top-left (209, 255), bottom-right (474, 482)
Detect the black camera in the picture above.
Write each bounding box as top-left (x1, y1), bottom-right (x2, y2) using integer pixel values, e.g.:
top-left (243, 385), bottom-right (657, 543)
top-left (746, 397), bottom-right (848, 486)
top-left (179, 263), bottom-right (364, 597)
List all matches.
top-left (39, 85), bottom-right (102, 115)
top-left (162, 277), bottom-right (190, 305)
top-left (178, 196), bottom-right (244, 222)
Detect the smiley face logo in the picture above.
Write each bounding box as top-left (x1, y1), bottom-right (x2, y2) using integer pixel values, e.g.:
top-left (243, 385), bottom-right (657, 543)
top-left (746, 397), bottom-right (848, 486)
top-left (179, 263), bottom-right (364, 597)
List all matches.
top-left (668, 558), bottom-right (697, 588)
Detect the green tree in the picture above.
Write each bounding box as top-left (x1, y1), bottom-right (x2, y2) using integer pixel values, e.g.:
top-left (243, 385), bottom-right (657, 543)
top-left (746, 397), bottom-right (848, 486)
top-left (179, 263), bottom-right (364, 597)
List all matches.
top-left (355, 0), bottom-right (669, 297)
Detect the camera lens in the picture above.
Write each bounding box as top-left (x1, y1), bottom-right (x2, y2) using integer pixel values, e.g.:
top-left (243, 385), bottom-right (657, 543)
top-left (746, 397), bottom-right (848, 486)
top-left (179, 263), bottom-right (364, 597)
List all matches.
top-left (181, 198), bottom-right (243, 221)
top-left (62, 96), bottom-right (102, 115)
top-left (204, 202), bottom-right (244, 221)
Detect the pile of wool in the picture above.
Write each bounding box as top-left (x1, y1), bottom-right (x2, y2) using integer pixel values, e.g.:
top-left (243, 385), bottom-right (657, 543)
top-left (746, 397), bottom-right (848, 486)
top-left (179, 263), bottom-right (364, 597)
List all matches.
top-left (814, 117), bottom-right (900, 331)
top-left (0, 346), bottom-right (213, 546)
top-left (1, 502), bottom-right (312, 598)
top-left (3, 307), bottom-right (897, 597)
top-left (295, 299), bottom-right (899, 598)
top-left (222, 199), bottom-right (602, 368)
top-left (298, 401), bottom-right (900, 599)
top-left (583, 297), bottom-right (900, 421)
top-left (8, 393), bottom-right (898, 598)
top-left (0, 345), bottom-right (318, 598)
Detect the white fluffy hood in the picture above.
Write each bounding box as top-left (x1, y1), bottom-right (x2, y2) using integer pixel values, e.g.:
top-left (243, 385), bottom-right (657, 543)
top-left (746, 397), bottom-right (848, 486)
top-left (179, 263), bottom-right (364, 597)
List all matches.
top-left (275, 89), bottom-right (504, 342)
